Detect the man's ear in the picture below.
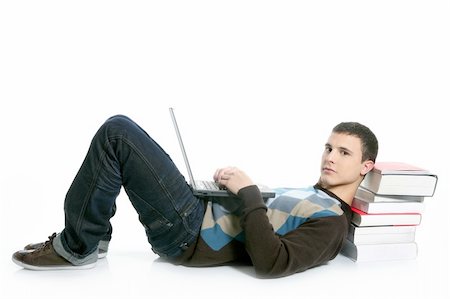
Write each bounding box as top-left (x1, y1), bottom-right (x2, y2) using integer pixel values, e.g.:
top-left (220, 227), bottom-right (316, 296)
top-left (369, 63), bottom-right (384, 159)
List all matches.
top-left (361, 160), bottom-right (375, 176)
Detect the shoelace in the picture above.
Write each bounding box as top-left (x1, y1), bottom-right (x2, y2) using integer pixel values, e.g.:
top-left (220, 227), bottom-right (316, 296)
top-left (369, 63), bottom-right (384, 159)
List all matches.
top-left (41, 233), bottom-right (57, 250)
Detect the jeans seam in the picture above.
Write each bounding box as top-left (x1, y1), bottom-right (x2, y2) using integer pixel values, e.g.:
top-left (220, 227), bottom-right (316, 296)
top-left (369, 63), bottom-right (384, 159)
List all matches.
top-left (181, 199), bottom-right (201, 235)
top-left (118, 135), bottom-right (185, 218)
top-left (74, 145), bottom-right (109, 250)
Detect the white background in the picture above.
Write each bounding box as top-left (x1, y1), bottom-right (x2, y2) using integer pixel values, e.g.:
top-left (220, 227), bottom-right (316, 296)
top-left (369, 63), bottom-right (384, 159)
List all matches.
top-left (0, 1), bottom-right (448, 298)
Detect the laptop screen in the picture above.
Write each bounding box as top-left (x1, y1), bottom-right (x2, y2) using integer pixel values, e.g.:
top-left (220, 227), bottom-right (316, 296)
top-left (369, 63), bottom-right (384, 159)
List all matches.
top-left (169, 107), bottom-right (198, 189)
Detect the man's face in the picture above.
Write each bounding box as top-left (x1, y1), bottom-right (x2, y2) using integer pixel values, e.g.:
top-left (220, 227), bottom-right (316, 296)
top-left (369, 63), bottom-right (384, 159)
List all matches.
top-left (319, 132), bottom-right (367, 189)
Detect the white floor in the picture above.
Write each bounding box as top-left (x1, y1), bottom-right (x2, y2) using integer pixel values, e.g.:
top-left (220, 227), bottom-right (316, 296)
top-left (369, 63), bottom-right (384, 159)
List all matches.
top-left (1, 190), bottom-right (449, 299)
top-left (2, 253), bottom-right (444, 299)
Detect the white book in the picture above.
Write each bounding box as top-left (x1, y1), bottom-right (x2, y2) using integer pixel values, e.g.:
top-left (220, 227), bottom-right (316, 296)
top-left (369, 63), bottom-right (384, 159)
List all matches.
top-left (340, 239), bottom-right (418, 262)
top-left (352, 196), bottom-right (425, 214)
top-left (356, 187), bottom-right (424, 203)
top-left (348, 224), bottom-right (416, 245)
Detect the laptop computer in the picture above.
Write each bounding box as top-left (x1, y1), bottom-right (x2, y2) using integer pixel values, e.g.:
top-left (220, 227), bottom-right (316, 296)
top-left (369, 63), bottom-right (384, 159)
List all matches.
top-left (169, 107), bottom-right (275, 199)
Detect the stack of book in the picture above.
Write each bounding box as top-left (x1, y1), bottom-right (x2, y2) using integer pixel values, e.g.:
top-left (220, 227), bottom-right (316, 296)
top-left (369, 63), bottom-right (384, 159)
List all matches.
top-left (340, 162), bottom-right (438, 262)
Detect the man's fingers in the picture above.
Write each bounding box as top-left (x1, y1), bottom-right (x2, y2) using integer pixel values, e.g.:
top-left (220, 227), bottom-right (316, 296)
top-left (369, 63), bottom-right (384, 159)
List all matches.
top-left (214, 167), bottom-right (236, 182)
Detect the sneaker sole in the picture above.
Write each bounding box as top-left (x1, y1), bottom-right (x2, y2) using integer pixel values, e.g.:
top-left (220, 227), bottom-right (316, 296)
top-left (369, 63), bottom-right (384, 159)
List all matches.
top-left (12, 256), bottom-right (97, 271)
top-left (23, 248), bottom-right (107, 259)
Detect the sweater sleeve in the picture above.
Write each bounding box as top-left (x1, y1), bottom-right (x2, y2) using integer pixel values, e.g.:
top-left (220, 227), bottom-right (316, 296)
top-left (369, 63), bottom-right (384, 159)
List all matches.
top-left (237, 185), bottom-right (348, 278)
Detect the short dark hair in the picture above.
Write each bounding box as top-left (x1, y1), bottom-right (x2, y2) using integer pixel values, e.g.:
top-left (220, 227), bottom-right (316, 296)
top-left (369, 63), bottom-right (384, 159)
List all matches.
top-left (332, 122), bottom-right (378, 163)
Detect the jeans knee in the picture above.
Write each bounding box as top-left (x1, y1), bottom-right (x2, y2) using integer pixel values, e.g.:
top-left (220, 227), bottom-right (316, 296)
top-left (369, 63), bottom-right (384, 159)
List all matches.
top-left (105, 115), bottom-right (133, 126)
top-left (102, 115), bottom-right (136, 135)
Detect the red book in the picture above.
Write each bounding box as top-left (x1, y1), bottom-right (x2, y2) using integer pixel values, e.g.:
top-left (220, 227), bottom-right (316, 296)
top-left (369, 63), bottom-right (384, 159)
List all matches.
top-left (351, 207), bottom-right (422, 227)
top-left (369, 162), bottom-right (430, 174)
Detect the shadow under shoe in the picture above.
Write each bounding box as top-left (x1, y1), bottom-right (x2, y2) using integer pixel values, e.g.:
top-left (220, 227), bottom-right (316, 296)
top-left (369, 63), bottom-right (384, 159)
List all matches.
top-left (13, 233), bottom-right (97, 270)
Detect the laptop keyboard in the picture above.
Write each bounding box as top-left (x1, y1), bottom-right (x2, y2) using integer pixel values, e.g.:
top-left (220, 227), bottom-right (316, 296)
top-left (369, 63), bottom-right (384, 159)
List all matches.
top-left (196, 180), bottom-right (225, 190)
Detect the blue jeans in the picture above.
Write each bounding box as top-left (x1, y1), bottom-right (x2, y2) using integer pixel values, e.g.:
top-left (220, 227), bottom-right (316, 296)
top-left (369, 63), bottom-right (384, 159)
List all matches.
top-left (53, 115), bottom-right (205, 265)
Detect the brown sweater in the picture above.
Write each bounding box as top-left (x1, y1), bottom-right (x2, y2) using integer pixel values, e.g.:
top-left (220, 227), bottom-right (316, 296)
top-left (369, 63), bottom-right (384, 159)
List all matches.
top-left (173, 185), bottom-right (352, 278)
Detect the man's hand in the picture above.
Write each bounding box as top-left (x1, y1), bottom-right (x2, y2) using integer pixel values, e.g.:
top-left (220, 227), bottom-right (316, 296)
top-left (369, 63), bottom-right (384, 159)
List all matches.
top-left (213, 167), bottom-right (254, 195)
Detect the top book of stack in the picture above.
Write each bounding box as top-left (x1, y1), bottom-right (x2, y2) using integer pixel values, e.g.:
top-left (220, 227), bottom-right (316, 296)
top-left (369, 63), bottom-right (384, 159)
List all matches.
top-left (360, 162), bottom-right (438, 196)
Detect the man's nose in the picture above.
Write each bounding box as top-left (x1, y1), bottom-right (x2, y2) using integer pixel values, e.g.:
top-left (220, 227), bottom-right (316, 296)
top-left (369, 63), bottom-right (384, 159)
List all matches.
top-left (326, 150), bottom-right (337, 163)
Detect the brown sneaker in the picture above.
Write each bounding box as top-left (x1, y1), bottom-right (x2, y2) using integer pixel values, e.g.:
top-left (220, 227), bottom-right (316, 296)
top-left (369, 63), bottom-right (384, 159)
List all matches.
top-left (12, 233), bottom-right (96, 270)
top-left (24, 236), bottom-right (108, 259)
